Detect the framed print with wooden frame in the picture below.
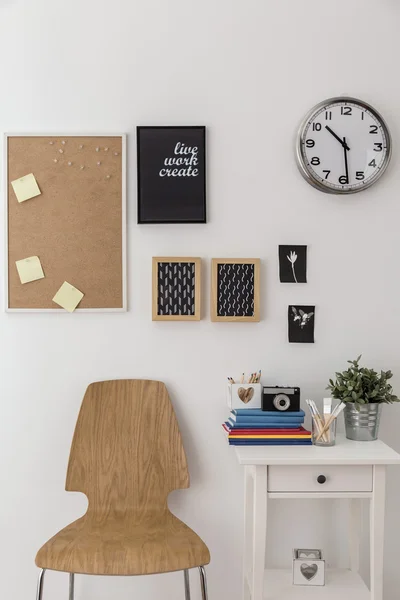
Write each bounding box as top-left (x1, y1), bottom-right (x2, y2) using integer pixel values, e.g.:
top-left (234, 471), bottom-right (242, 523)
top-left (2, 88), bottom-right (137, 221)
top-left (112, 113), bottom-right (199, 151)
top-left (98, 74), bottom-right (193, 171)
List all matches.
top-left (152, 257), bottom-right (201, 321)
top-left (211, 258), bottom-right (260, 322)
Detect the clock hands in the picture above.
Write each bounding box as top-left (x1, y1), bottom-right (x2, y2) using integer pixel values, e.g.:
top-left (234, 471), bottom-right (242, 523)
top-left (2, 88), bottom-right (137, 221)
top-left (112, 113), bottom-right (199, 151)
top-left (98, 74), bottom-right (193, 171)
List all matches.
top-left (325, 125), bottom-right (350, 151)
top-left (324, 125), bottom-right (351, 184)
top-left (343, 136), bottom-right (349, 184)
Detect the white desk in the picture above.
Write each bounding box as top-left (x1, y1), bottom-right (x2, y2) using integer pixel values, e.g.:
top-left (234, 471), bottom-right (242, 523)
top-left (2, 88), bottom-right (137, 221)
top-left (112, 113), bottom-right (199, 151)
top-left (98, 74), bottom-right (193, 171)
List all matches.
top-left (235, 435), bottom-right (400, 600)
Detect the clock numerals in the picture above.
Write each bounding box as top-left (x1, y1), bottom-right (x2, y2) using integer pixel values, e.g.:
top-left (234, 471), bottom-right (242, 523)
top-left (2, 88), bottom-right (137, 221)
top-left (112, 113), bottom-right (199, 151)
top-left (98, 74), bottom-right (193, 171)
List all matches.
top-left (374, 143), bottom-right (383, 152)
top-left (312, 122), bottom-right (322, 131)
top-left (305, 139), bottom-right (315, 148)
top-left (341, 106), bottom-right (352, 116)
top-left (356, 171), bottom-right (365, 180)
top-left (368, 159), bottom-right (377, 168)
top-left (338, 175), bottom-right (348, 184)
top-left (322, 170), bottom-right (330, 180)
top-left (325, 111), bottom-right (332, 120)
top-left (310, 157), bottom-right (320, 166)
top-left (369, 125), bottom-right (378, 134)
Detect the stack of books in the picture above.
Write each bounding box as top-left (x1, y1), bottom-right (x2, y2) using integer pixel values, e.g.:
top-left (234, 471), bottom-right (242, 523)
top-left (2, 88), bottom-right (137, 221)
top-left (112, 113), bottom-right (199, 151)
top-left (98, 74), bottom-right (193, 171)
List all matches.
top-left (223, 408), bottom-right (312, 445)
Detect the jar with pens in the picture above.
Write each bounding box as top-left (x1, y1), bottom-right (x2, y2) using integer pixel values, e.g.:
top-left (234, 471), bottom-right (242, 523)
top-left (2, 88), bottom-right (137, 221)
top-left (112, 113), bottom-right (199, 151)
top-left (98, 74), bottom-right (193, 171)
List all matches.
top-left (306, 398), bottom-right (345, 447)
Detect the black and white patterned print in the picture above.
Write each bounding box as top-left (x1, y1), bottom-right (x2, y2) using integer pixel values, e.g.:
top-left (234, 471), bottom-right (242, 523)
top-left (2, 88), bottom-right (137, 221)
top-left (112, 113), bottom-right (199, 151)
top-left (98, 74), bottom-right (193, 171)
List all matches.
top-left (157, 262), bottom-right (196, 316)
top-left (217, 263), bottom-right (254, 317)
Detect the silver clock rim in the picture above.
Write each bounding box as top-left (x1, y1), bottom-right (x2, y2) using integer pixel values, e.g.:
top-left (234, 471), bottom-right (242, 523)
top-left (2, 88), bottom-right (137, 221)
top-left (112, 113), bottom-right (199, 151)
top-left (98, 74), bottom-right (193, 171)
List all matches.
top-left (295, 96), bottom-right (392, 195)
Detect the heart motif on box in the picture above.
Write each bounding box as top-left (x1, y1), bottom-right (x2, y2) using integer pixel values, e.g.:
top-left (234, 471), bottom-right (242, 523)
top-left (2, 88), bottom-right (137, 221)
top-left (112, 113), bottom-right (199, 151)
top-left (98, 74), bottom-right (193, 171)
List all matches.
top-left (238, 387), bottom-right (254, 404)
top-left (300, 563), bottom-right (318, 581)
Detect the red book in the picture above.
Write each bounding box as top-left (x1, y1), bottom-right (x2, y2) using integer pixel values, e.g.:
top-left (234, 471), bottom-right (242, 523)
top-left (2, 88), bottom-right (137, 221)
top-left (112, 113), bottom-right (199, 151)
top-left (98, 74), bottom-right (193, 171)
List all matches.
top-left (223, 424), bottom-right (311, 436)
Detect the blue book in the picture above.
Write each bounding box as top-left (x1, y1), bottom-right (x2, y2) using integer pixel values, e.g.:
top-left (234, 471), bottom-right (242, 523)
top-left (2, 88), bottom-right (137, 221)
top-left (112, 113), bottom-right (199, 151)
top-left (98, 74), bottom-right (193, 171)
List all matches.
top-left (229, 439), bottom-right (312, 446)
top-left (233, 409), bottom-right (305, 418)
top-left (226, 420), bottom-right (302, 429)
top-left (230, 414), bottom-right (304, 424)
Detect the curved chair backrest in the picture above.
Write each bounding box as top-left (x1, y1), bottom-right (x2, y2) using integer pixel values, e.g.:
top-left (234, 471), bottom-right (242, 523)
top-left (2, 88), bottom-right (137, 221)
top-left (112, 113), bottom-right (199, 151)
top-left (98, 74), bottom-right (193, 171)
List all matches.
top-left (66, 380), bottom-right (189, 516)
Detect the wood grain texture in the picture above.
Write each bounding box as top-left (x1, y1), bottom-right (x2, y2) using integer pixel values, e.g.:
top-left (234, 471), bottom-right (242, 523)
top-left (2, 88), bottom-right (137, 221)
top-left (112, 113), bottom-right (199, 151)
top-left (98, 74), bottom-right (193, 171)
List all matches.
top-left (152, 257), bottom-right (202, 321)
top-left (35, 380), bottom-right (210, 575)
top-left (7, 135), bottom-right (125, 309)
top-left (211, 258), bottom-right (260, 322)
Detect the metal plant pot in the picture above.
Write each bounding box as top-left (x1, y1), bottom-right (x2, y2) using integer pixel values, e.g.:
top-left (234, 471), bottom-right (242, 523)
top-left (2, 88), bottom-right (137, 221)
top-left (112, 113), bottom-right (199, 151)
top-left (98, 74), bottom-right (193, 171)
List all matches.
top-left (344, 403), bottom-right (382, 441)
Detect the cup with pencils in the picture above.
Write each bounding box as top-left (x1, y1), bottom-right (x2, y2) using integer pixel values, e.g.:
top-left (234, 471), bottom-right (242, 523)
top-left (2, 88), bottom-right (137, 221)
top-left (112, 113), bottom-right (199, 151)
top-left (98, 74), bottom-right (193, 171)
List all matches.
top-left (306, 398), bottom-right (345, 447)
top-left (227, 371), bottom-right (262, 410)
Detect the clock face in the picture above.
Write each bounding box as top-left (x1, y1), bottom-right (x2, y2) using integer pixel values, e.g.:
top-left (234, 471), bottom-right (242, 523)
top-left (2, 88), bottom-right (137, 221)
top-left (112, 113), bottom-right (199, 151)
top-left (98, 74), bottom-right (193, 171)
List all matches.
top-left (296, 97), bottom-right (391, 194)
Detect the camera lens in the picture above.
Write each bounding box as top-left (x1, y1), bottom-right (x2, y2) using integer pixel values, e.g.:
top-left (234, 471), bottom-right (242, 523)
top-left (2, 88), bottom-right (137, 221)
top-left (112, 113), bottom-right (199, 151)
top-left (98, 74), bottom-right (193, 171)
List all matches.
top-left (273, 394), bottom-right (291, 411)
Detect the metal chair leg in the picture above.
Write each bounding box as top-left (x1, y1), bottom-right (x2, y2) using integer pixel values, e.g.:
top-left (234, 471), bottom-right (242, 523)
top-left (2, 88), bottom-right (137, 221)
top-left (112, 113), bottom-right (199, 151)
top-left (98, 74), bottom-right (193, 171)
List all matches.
top-left (36, 569), bottom-right (46, 600)
top-left (198, 566), bottom-right (208, 600)
top-left (184, 569), bottom-right (191, 600)
top-left (69, 573), bottom-right (75, 600)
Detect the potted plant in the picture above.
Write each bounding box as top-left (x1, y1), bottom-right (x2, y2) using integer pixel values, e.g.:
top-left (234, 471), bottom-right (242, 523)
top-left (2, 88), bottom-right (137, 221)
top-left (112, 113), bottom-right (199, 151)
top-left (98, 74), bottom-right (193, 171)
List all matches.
top-left (327, 355), bottom-right (400, 441)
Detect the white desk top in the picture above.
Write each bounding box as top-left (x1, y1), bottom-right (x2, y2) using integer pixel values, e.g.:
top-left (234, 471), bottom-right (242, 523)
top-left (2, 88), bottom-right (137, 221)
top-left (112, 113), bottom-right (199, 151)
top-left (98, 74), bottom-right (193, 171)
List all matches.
top-left (234, 435), bottom-right (400, 466)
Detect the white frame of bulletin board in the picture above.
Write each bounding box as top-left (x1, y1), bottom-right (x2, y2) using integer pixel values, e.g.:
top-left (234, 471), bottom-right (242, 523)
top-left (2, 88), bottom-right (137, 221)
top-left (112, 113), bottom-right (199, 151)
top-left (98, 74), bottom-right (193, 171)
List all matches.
top-left (4, 133), bottom-right (127, 313)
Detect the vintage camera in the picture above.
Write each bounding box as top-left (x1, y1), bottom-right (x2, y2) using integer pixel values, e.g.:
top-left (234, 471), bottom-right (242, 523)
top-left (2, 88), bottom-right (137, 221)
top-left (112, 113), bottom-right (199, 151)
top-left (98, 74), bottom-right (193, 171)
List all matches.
top-left (262, 386), bottom-right (300, 412)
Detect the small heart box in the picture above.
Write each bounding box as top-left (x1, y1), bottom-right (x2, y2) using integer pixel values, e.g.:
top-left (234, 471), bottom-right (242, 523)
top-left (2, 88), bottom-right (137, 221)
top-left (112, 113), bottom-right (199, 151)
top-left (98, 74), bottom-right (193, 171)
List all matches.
top-left (227, 383), bottom-right (262, 409)
top-left (292, 548), bottom-right (325, 586)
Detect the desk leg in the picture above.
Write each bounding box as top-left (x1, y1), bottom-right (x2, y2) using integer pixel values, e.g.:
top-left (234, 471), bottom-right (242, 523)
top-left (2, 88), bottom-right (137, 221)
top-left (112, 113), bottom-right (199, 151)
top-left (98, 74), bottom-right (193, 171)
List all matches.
top-left (251, 466), bottom-right (267, 600)
top-left (349, 498), bottom-right (362, 573)
top-left (243, 466), bottom-right (253, 600)
top-left (370, 465), bottom-right (386, 600)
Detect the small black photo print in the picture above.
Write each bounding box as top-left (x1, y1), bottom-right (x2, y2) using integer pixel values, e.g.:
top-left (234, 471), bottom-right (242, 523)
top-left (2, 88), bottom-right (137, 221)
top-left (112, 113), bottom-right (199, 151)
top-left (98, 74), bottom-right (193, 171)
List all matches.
top-left (279, 245), bottom-right (307, 283)
top-left (211, 259), bottom-right (260, 322)
top-left (288, 305), bottom-right (315, 343)
top-left (152, 257), bottom-right (201, 321)
top-left (137, 126), bottom-right (206, 223)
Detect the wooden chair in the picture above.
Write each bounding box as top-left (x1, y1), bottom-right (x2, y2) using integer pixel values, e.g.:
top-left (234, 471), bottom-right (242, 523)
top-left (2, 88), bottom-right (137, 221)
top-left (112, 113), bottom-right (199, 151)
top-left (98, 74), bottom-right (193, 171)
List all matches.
top-left (35, 379), bottom-right (210, 599)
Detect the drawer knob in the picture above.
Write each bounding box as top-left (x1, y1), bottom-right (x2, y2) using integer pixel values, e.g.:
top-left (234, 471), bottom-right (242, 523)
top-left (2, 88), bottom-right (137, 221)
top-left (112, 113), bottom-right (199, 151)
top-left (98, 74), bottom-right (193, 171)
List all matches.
top-left (317, 475), bottom-right (327, 484)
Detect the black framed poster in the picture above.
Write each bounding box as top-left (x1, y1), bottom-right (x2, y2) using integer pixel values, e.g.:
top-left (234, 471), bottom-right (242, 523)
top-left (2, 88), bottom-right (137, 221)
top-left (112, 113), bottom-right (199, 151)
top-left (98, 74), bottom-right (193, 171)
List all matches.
top-left (137, 126), bottom-right (206, 224)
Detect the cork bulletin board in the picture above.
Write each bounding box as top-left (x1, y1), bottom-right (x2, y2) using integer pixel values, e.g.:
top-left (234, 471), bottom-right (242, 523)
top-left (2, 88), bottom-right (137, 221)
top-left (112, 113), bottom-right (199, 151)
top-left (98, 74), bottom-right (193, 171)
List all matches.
top-left (5, 134), bottom-right (126, 312)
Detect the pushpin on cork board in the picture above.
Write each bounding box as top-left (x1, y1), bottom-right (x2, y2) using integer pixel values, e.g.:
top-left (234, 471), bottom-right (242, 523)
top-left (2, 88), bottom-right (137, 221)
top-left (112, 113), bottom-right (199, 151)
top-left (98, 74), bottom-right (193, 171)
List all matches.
top-left (5, 134), bottom-right (127, 312)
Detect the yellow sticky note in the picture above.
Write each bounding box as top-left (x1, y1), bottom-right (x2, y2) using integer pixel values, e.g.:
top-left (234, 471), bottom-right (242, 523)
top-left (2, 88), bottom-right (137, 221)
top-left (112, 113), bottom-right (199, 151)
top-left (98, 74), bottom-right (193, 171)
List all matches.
top-left (52, 281), bottom-right (84, 312)
top-left (15, 256), bottom-right (45, 284)
top-left (11, 173), bottom-right (41, 203)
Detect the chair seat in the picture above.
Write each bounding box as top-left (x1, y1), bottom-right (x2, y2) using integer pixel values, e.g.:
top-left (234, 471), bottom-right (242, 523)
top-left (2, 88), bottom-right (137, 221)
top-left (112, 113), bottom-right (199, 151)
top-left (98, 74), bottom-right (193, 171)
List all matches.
top-left (36, 512), bottom-right (210, 576)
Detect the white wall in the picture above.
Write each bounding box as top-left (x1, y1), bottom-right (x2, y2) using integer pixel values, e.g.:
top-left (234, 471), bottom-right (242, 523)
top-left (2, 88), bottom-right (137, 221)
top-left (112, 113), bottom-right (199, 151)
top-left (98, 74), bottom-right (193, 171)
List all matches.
top-left (1, 0), bottom-right (400, 598)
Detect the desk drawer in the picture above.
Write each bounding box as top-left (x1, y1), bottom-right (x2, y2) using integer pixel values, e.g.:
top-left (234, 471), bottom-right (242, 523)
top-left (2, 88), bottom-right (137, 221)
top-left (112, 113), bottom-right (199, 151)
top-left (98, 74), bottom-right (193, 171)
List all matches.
top-left (267, 465), bottom-right (373, 493)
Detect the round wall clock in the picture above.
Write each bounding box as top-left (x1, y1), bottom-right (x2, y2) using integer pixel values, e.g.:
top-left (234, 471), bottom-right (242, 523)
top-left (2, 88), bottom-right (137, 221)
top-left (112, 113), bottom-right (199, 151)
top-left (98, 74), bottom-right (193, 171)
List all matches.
top-left (296, 97), bottom-right (391, 194)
